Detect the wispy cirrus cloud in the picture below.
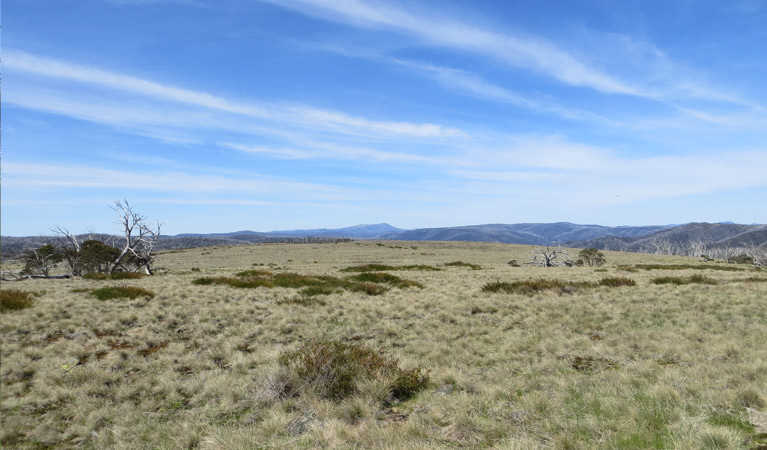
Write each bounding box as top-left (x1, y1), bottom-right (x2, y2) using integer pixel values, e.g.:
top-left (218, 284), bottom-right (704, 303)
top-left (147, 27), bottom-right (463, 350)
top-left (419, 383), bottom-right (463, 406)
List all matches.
top-left (261, 0), bottom-right (763, 118)
top-left (256, 0), bottom-right (642, 95)
top-left (4, 50), bottom-right (466, 141)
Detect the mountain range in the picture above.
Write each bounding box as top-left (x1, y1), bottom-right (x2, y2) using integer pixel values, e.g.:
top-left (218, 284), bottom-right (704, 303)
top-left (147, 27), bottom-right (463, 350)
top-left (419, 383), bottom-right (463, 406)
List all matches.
top-left (2, 222), bottom-right (765, 258)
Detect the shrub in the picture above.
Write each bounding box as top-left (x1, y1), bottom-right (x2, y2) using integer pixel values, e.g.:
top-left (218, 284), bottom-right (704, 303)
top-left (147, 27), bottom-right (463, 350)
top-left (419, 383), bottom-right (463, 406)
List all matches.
top-left (341, 264), bottom-right (440, 272)
top-left (0, 290), bottom-right (36, 312)
top-left (346, 272), bottom-right (424, 289)
top-left (445, 261), bottom-right (482, 270)
top-left (390, 367), bottom-right (430, 401)
top-left (83, 272), bottom-right (144, 280)
top-left (598, 277), bottom-right (636, 287)
top-left (194, 269), bottom-right (420, 298)
top-left (279, 340), bottom-right (428, 401)
top-left (729, 254), bottom-right (755, 265)
top-left (651, 275), bottom-right (718, 285)
top-left (90, 285), bottom-right (156, 300)
top-left (579, 248), bottom-right (606, 267)
top-left (482, 277), bottom-right (637, 295)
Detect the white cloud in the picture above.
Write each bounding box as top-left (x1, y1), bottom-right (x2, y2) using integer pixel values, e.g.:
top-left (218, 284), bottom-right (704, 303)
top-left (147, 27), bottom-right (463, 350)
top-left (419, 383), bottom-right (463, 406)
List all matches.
top-left (257, 0), bottom-right (641, 95)
top-left (4, 50), bottom-right (465, 140)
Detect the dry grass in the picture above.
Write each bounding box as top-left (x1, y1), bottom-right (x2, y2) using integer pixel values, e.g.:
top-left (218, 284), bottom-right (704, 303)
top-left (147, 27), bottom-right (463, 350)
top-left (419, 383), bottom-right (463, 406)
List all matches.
top-left (1, 241), bottom-right (766, 449)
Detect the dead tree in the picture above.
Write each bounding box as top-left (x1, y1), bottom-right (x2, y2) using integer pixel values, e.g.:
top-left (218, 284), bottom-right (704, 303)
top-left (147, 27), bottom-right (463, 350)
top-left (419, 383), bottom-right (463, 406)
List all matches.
top-left (108, 200), bottom-right (162, 275)
top-left (527, 245), bottom-right (574, 267)
top-left (22, 244), bottom-right (63, 277)
top-left (52, 226), bottom-right (85, 276)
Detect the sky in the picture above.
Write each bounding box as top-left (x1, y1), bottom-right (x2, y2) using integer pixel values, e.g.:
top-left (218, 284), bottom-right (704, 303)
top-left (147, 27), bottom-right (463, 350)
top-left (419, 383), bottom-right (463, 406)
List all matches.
top-left (3, 0), bottom-right (767, 236)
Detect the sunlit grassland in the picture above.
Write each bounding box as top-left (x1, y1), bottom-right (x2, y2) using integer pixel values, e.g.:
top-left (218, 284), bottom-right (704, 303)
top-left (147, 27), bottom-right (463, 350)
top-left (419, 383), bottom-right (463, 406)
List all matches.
top-left (2, 241), bottom-right (766, 449)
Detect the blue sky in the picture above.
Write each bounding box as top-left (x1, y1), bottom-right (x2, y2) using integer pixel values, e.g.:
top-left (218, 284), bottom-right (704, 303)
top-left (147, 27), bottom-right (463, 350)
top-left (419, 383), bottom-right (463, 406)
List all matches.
top-left (3, 0), bottom-right (767, 235)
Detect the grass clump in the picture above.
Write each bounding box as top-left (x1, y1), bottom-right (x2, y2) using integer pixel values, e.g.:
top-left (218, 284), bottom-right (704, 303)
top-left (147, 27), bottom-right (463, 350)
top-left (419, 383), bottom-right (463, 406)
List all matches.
top-left (0, 290), bottom-right (36, 312)
top-left (340, 264), bottom-right (441, 272)
top-left (630, 264), bottom-right (747, 272)
top-left (598, 277), bottom-right (637, 287)
top-left (445, 261), bottom-right (482, 270)
top-left (279, 340), bottom-right (428, 401)
top-left (651, 275), bottom-right (718, 285)
top-left (345, 272), bottom-right (424, 289)
top-left (482, 277), bottom-right (636, 295)
top-left (193, 269), bottom-right (424, 298)
top-left (90, 285), bottom-right (156, 300)
top-left (82, 272), bottom-right (145, 280)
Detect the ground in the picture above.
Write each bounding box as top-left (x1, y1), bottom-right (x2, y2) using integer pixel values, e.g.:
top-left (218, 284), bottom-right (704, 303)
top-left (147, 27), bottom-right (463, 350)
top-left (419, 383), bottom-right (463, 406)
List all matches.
top-left (1, 241), bottom-right (766, 449)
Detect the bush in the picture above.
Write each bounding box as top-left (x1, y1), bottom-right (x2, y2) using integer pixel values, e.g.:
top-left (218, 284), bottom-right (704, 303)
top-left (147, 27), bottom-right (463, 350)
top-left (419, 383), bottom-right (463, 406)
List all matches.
top-left (579, 248), bottom-right (606, 267)
top-left (346, 272), bottom-right (424, 289)
top-left (194, 269), bottom-right (421, 298)
top-left (445, 261), bottom-right (482, 270)
top-left (90, 285), bottom-right (156, 300)
top-left (83, 272), bottom-right (144, 280)
top-left (279, 340), bottom-right (428, 401)
top-left (0, 290), bottom-right (36, 312)
top-left (482, 277), bottom-right (637, 295)
top-left (598, 277), bottom-right (636, 287)
top-left (340, 264), bottom-right (440, 272)
top-left (651, 275), bottom-right (718, 285)
top-left (729, 254), bottom-right (755, 265)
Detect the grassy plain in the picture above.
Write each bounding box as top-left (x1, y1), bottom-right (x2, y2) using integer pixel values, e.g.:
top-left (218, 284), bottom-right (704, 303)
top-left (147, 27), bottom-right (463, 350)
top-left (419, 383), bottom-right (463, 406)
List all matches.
top-left (2, 241), bottom-right (766, 449)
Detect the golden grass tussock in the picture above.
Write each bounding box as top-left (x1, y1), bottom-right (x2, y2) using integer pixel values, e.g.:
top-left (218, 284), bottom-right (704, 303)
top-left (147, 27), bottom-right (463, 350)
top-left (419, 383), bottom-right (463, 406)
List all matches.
top-left (1, 240), bottom-right (766, 448)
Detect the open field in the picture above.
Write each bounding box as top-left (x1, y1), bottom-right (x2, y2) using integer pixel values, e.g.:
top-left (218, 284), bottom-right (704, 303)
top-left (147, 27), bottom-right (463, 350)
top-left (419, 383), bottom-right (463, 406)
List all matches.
top-left (2, 241), bottom-right (767, 449)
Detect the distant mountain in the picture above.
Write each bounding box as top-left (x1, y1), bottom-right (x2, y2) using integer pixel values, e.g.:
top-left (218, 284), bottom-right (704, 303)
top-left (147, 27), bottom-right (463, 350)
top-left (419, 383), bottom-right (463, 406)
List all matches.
top-left (177, 223), bottom-right (404, 240)
top-left (571, 222), bottom-right (767, 253)
top-left (383, 222), bottom-right (670, 245)
top-left (4, 222), bottom-right (765, 259)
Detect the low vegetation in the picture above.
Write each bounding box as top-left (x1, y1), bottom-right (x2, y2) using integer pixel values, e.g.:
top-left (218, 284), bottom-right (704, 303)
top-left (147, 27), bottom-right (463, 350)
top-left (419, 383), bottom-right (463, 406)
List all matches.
top-left (651, 274), bottom-right (719, 285)
top-left (628, 263), bottom-right (750, 271)
top-left (89, 285), bottom-right (156, 300)
top-left (279, 340), bottom-right (429, 401)
top-left (194, 268), bottom-right (423, 298)
top-left (0, 290), bottom-right (36, 312)
top-left (2, 240), bottom-right (766, 448)
top-left (82, 272), bottom-right (145, 280)
top-left (482, 276), bottom-right (636, 295)
top-left (444, 261), bottom-right (483, 270)
top-left (340, 264), bottom-right (441, 272)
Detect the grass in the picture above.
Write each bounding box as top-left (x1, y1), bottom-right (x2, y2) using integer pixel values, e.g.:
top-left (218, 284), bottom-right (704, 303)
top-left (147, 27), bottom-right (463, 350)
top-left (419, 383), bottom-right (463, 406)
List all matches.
top-left (89, 285), bottom-right (156, 300)
top-left (445, 261), bottom-right (483, 270)
top-left (651, 274), bottom-right (719, 285)
top-left (628, 263), bottom-right (750, 271)
top-left (2, 240), bottom-right (766, 449)
top-left (193, 268), bottom-right (423, 298)
top-left (340, 264), bottom-right (441, 272)
top-left (83, 272), bottom-right (145, 280)
top-left (0, 289), bottom-right (36, 312)
top-left (482, 276), bottom-right (636, 295)
top-left (279, 340), bottom-right (429, 401)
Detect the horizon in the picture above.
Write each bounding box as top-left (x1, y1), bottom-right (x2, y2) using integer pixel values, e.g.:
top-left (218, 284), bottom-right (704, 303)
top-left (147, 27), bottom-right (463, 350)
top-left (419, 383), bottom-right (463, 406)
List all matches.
top-left (3, 1), bottom-right (767, 236)
top-left (3, 220), bottom-right (765, 239)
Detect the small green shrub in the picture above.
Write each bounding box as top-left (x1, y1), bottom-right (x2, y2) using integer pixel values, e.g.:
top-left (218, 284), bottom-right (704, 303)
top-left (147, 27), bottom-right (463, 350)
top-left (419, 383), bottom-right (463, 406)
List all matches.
top-left (598, 277), bottom-right (636, 287)
top-left (0, 290), bottom-right (36, 312)
top-left (445, 261), bottom-right (482, 270)
top-left (83, 272), bottom-right (144, 280)
top-left (347, 282), bottom-right (390, 296)
top-left (390, 367), bottom-right (430, 401)
top-left (632, 264), bottom-right (745, 272)
top-left (483, 277), bottom-right (637, 295)
top-left (279, 340), bottom-right (428, 401)
top-left (90, 285), bottom-right (155, 300)
top-left (579, 248), bottom-right (606, 267)
top-left (651, 275), bottom-right (718, 285)
top-left (346, 272), bottom-right (424, 289)
top-left (340, 264), bottom-right (440, 273)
